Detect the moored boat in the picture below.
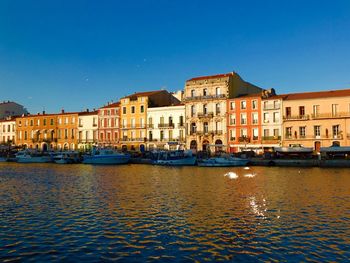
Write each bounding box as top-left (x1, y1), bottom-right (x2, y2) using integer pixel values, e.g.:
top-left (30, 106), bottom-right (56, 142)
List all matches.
top-left (198, 156), bottom-right (249, 167)
top-left (82, 148), bottom-right (130, 165)
top-left (319, 146), bottom-right (350, 167)
top-left (16, 150), bottom-right (53, 163)
top-left (53, 151), bottom-right (81, 164)
top-left (153, 150), bottom-right (196, 166)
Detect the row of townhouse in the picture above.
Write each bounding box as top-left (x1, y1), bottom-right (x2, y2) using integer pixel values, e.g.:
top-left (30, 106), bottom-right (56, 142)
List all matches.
top-left (2, 72), bottom-right (350, 152)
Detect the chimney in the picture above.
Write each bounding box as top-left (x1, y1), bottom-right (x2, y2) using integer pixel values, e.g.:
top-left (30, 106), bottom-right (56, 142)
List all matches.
top-left (61, 109), bottom-right (65, 113)
top-left (86, 109), bottom-right (89, 112)
top-left (43, 110), bottom-right (46, 115)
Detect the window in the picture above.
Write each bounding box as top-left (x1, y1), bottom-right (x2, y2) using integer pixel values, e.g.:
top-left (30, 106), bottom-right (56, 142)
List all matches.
top-left (160, 130), bottom-right (164, 140)
top-left (264, 129), bottom-right (270, 137)
top-left (64, 129), bottom-right (68, 139)
top-left (191, 89), bottom-right (195, 97)
top-left (71, 129), bottom-right (75, 139)
top-left (240, 113), bottom-right (247, 125)
top-left (313, 105), bottom-right (320, 117)
top-left (140, 118), bottom-right (144, 128)
top-left (263, 113), bottom-right (269, 123)
top-left (169, 116), bottom-right (173, 126)
top-left (50, 119), bottom-right (54, 125)
top-left (286, 127), bottom-right (292, 138)
top-left (240, 101), bottom-right (246, 109)
top-left (191, 105), bottom-right (196, 117)
top-left (43, 119), bottom-right (47, 126)
top-left (203, 122), bottom-right (209, 133)
top-left (273, 100), bottom-right (279, 109)
top-left (65, 117), bottom-right (68, 124)
top-left (203, 88), bottom-right (207, 96)
top-left (131, 118), bottom-right (135, 128)
top-left (252, 128), bottom-right (258, 140)
top-left (299, 106), bottom-right (305, 116)
top-left (240, 128), bottom-right (247, 137)
top-left (169, 130), bottom-right (173, 140)
top-left (252, 100), bottom-right (257, 110)
top-left (332, 104), bottom-right (338, 116)
top-left (140, 105), bottom-right (144, 113)
top-left (131, 106), bottom-right (135, 114)
top-left (203, 104), bottom-right (208, 114)
top-left (273, 129), bottom-right (279, 137)
top-left (216, 87), bottom-right (221, 96)
top-left (230, 102), bottom-right (235, 110)
top-left (215, 103), bottom-right (220, 114)
top-left (286, 107), bottom-right (291, 117)
top-left (299, 127), bottom-right (306, 138)
top-left (36, 119), bottom-right (40, 126)
top-left (229, 114), bottom-right (236, 125)
top-left (252, 113), bottom-right (258, 124)
top-left (314, 126), bottom-right (321, 137)
top-left (123, 107), bottom-right (126, 114)
top-left (179, 116), bottom-right (184, 126)
top-left (263, 101), bottom-right (268, 110)
top-left (230, 129), bottom-right (236, 141)
top-left (273, 112), bottom-right (279, 123)
top-left (190, 123), bottom-right (196, 134)
top-left (30, 120), bottom-right (34, 126)
top-left (332, 125), bottom-right (340, 138)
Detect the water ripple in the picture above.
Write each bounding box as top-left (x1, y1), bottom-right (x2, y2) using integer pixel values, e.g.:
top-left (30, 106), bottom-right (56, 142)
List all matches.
top-left (0, 163), bottom-right (349, 261)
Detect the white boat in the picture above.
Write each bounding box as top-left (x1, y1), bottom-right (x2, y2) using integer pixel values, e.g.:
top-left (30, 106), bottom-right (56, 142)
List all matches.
top-left (16, 150), bottom-right (53, 163)
top-left (82, 148), bottom-right (130, 165)
top-left (53, 152), bottom-right (80, 164)
top-left (153, 150), bottom-right (196, 166)
top-left (198, 156), bottom-right (249, 167)
top-left (274, 146), bottom-right (313, 153)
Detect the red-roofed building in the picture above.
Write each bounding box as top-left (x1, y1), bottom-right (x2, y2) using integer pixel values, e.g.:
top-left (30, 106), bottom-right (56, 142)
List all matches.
top-left (97, 102), bottom-right (120, 148)
top-left (282, 88), bottom-right (350, 150)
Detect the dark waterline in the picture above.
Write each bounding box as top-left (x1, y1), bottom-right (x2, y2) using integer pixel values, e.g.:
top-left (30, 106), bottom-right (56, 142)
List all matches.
top-left (0, 163), bottom-right (349, 262)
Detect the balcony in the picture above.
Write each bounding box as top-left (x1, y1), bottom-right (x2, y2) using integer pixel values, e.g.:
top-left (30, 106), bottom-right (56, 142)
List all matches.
top-left (263, 104), bottom-right (280, 110)
top-left (121, 124), bottom-right (146, 129)
top-left (183, 94), bottom-right (227, 102)
top-left (32, 138), bottom-right (57, 143)
top-left (120, 137), bottom-right (147, 142)
top-left (238, 136), bottom-right (250, 143)
top-left (197, 112), bottom-right (214, 118)
top-left (311, 112), bottom-right (350, 119)
top-left (147, 124), bottom-right (154, 129)
top-left (283, 115), bottom-right (309, 121)
top-left (158, 123), bottom-right (175, 129)
top-left (178, 123), bottom-right (185, 128)
top-left (78, 139), bottom-right (97, 143)
top-left (284, 134), bottom-right (344, 140)
top-left (262, 136), bottom-right (281, 142)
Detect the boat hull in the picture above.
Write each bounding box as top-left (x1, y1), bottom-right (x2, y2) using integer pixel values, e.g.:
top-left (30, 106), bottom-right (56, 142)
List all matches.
top-left (17, 156), bottom-right (53, 163)
top-left (198, 158), bottom-right (249, 167)
top-left (153, 157), bottom-right (196, 166)
top-left (82, 155), bottom-right (130, 165)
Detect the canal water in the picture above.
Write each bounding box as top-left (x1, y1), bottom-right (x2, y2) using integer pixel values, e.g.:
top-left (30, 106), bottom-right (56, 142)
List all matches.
top-left (0, 163), bottom-right (349, 262)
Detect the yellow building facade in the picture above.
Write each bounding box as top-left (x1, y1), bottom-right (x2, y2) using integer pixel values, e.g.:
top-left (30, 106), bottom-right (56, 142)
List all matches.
top-left (282, 89), bottom-right (350, 150)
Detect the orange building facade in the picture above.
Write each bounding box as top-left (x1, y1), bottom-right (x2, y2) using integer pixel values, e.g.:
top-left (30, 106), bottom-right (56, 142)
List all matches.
top-left (227, 94), bottom-right (263, 153)
top-left (16, 111), bottom-right (79, 151)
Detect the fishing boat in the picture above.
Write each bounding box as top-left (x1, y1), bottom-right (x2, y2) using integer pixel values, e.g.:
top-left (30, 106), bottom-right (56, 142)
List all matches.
top-left (153, 150), bottom-right (196, 166)
top-left (53, 151), bottom-right (81, 164)
top-left (271, 145), bottom-right (316, 167)
top-left (198, 155), bottom-right (249, 167)
top-left (82, 148), bottom-right (130, 165)
top-left (16, 150), bottom-right (53, 163)
top-left (319, 145), bottom-right (350, 167)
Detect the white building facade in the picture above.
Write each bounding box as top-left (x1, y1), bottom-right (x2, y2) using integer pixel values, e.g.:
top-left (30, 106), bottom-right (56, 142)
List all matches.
top-left (261, 95), bottom-right (284, 149)
top-left (146, 105), bottom-right (186, 150)
top-left (0, 117), bottom-right (16, 145)
top-left (77, 111), bottom-right (98, 151)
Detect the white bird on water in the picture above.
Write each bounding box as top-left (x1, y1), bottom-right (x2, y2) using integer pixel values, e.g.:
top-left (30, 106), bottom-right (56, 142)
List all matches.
top-left (224, 172), bottom-right (238, 179)
top-left (244, 167), bottom-right (250, 170)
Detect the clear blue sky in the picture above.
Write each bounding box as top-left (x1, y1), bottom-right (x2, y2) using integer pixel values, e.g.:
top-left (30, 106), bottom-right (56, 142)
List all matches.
top-left (1, 0), bottom-right (349, 113)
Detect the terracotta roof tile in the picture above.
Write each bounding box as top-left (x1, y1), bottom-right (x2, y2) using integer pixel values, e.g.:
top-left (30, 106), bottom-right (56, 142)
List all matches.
top-left (282, 88), bottom-right (350, 100)
top-left (123, 90), bottom-right (165, 99)
top-left (100, 102), bottom-right (120, 109)
top-left (187, 72), bottom-right (235, 81)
